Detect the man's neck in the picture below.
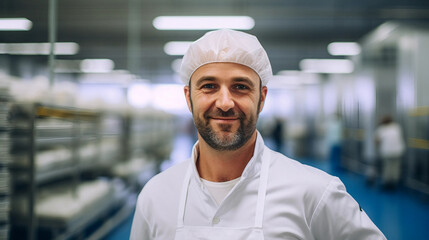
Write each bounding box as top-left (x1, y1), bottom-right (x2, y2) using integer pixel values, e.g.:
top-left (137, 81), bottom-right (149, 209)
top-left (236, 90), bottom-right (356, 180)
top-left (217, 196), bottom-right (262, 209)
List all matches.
top-left (196, 132), bottom-right (257, 182)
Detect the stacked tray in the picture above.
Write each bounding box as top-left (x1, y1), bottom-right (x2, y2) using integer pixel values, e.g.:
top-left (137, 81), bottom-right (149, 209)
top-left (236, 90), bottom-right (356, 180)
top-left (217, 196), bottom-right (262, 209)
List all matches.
top-left (0, 133), bottom-right (9, 166)
top-left (11, 179), bottom-right (113, 226)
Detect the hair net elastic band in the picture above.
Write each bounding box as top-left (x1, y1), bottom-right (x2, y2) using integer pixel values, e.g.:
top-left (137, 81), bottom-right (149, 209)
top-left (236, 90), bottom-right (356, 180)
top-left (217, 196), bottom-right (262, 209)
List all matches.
top-left (187, 60), bottom-right (264, 85)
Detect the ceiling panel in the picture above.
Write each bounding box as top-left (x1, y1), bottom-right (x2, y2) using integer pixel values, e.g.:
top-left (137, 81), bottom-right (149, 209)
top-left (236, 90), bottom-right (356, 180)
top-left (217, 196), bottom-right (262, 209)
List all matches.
top-left (1, 0), bottom-right (429, 82)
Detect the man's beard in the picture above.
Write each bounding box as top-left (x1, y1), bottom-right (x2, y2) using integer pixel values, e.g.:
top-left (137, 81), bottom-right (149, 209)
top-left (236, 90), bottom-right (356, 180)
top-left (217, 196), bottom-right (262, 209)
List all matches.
top-left (193, 107), bottom-right (257, 151)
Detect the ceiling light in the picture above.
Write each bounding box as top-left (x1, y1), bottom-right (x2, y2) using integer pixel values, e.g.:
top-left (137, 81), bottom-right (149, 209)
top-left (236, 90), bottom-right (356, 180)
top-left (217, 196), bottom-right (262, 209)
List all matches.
top-left (164, 41), bottom-right (192, 55)
top-left (268, 74), bottom-right (319, 89)
top-left (153, 16), bottom-right (255, 30)
top-left (277, 70), bottom-right (301, 76)
top-left (0, 18), bottom-right (32, 31)
top-left (0, 42), bottom-right (79, 55)
top-left (270, 75), bottom-right (301, 85)
top-left (328, 42), bottom-right (361, 56)
top-left (268, 76), bottom-right (301, 89)
top-left (80, 59), bottom-right (115, 73)
top-left (300, 59), bottom-right (354, 74)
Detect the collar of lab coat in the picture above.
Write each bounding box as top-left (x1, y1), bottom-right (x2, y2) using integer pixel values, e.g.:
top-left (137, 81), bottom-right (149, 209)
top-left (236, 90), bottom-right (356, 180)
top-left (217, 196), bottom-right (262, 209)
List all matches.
top-left (190, 130), bottom-right (265, 184)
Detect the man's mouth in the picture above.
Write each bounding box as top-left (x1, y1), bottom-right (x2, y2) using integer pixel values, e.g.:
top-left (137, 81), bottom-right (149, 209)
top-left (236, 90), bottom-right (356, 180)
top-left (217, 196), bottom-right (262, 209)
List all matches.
top-left (210, 117), bottom-right (239, 123)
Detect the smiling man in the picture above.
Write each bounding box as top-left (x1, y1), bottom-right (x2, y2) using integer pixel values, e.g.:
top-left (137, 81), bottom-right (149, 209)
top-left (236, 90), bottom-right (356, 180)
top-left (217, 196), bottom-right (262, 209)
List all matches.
top-left (130, 29), bottom-right (386, 240)
top-left (186, 62), bottom-right (266, 183)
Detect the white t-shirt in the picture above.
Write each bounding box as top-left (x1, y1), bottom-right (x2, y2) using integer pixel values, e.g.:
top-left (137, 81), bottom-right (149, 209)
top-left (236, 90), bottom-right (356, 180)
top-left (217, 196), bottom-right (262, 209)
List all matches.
top-left (201, 177), bottom-right (241, 206)
top-left (130, 132), bottom-right (386, 240)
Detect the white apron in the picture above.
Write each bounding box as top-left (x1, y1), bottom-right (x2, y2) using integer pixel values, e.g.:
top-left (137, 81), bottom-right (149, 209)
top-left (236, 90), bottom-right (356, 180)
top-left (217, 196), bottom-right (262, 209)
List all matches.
top-left (174, 148), bottom-right (270, 240)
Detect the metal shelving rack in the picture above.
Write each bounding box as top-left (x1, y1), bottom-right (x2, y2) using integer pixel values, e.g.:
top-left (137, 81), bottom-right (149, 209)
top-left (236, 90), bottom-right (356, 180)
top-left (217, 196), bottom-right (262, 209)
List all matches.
top-left (0, 88), bottom-right (11, 240)
top-left (406, 106), bottom-right (429, 195)
top-left (8, 103), bottom-right (134, 240)
top-left (341, 99), bottom-right (366, 174)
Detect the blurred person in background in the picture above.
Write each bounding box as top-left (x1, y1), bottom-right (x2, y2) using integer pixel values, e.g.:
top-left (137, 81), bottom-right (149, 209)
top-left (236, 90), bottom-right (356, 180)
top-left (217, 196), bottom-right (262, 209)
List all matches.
top-left (325, 113), bottom-right (343, 171)
top-left (271, 116), bottom-right (286, 153)
top-left (130, 29), bottom-right (385, 239)
top-left (375, 115), bottom-right (405, 190)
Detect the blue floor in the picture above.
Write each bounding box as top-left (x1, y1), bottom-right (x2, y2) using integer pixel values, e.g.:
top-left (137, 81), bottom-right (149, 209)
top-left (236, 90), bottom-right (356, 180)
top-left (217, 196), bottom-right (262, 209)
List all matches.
top-left (299, 159), bottom-right (429, 240)
top-left (104, 136), bottom-right (429, 240)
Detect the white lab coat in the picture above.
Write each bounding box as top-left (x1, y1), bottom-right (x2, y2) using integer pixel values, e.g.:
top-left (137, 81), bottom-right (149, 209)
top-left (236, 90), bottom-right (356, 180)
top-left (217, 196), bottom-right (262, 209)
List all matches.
top-left (130, 132), bottom-right (385, 240)
top-left (375, 123), bottom-right (405, 158)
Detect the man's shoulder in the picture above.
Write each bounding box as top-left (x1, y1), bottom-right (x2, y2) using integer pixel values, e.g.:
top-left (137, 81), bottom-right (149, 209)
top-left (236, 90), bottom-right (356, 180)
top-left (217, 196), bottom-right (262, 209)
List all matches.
top-left (141, 159), bottom-right (190, 197)
top-left (134, 160), bottom-right (191, 236)
top-left (268, 149), bottom-right (335, 188)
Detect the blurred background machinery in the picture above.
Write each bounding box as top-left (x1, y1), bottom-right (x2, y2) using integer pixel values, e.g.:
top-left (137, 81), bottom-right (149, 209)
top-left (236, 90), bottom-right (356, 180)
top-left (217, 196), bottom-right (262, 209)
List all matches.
top-left (1, 0), bottom-right (429, 240)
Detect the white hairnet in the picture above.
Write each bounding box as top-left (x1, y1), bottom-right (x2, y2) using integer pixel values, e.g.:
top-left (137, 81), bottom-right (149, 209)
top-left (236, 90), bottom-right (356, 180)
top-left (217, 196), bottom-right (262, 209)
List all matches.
top-left (180, 29), bottom-right (272, 86)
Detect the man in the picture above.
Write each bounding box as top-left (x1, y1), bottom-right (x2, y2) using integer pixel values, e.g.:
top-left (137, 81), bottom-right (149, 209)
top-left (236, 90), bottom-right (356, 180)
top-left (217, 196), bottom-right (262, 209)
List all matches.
top-left (325, 113), bottom-right (343, 171)
top-left (130, 29), bottom-right (386, 239)
top-left (375, 115), bottom-right (405, 189)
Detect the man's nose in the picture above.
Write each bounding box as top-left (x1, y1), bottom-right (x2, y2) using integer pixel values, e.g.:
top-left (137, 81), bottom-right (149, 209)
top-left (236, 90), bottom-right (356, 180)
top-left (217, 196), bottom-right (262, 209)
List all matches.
top-left (215, 87), bottom-right (235, 112)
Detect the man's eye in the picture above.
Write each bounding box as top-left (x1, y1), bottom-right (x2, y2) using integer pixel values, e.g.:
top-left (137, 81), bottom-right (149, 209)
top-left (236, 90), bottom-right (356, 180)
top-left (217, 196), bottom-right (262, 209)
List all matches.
top-left (235, 84), bottom-right (249, 90)
top-left (202, 84), bottom-right (216, 89)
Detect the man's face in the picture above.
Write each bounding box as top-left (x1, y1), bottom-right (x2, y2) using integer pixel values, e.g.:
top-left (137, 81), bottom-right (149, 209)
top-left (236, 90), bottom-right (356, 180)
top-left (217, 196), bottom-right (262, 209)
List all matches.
top-left (184, 62), bottom-right (267, 151)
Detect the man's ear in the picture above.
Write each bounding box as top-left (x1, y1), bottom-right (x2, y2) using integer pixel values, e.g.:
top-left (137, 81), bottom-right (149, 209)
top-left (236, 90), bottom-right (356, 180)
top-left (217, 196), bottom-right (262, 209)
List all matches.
top-left (184, 85), bottom-right (192, 113)
top-left (259, 86), bottom-right (268, 113)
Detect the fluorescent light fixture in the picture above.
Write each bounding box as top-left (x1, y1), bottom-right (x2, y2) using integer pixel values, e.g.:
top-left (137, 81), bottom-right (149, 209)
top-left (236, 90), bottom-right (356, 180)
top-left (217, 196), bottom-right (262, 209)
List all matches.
top-left (78, 70), bottom-right (135, 85)
top-left (277, 70), bottom-right (300, 76)
top-left (153, 16), bottom-right (255, 30)
top-left (80, 59), bottom-right (115, 73)
top-left (268, 81), bottom-right (300, 90)
top-left (164, 41), bottom-right (192, 55)
top-left (0, 18), bottom-right (32, 31)
top-left (56, 59), bottom-right (115, 73)
top-left (269, 75), bottom-right (301, 88)
top-left (328, 42), bottom-right (361, 56)
top-left (0, 42), bottom-right (79, 55)
top-left (300, 59), bottom-right (354, 74)
top-left (268, 74), bottom-right (319, 89)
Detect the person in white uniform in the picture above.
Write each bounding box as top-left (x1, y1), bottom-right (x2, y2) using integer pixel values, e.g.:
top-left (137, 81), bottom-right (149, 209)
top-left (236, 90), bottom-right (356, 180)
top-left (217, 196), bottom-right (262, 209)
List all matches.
top-left (130, 29), bottom-right (386, 239)
top-left (375, 115), bottom-right (405, 189)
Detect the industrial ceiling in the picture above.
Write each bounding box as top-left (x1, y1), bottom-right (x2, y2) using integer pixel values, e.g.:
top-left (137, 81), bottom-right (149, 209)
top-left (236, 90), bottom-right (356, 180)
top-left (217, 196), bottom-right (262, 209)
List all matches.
top-left (1, 0), bottom-right (429, 83)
